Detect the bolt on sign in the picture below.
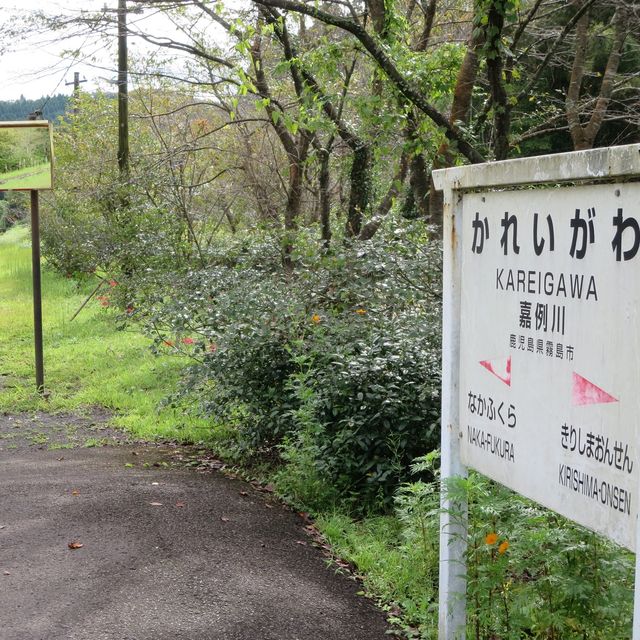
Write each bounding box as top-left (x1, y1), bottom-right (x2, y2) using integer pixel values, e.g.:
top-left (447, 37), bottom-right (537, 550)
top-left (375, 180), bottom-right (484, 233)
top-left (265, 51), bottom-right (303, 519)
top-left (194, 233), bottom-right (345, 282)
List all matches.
top-left (433, 143), bottom-right (640, 640)
top-left (0, 121), bottom-right (53, 191)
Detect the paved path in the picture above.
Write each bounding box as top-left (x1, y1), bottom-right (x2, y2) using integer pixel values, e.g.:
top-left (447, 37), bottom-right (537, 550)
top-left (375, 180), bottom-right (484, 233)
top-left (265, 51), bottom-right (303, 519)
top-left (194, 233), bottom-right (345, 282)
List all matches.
top-left (0, 413), bottom-right (391, 640)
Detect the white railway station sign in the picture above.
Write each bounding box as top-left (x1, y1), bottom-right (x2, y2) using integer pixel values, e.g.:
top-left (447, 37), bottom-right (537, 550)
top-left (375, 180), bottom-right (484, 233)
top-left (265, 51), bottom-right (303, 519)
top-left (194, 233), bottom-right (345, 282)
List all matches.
top-left (433, 143), bottom-right (640, 640)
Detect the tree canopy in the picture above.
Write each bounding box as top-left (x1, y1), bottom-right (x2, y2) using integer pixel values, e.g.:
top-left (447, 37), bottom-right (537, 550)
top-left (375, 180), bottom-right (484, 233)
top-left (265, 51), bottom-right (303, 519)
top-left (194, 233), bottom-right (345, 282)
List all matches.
top-left (5, 0), bottom-right (638, 242)
top-left (0, 94), bottom-right (69, 122)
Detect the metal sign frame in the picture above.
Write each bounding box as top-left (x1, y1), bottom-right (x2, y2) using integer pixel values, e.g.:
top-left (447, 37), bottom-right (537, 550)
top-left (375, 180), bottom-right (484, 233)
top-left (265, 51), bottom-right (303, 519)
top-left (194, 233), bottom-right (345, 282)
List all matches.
top-left (433, 143), bottom-right (640, 640)
top-left (0, 120), bottom-right (54, 191)
top-left (0, 120), bottom-right (53, 392)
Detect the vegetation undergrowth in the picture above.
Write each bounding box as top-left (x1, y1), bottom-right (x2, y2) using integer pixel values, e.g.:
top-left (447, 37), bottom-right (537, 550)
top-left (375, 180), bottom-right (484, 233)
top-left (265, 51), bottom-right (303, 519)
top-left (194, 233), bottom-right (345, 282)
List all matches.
top-left (0, 224), bottom-right (212, 444)
top-left (317, 455), bottom-right (634, 640)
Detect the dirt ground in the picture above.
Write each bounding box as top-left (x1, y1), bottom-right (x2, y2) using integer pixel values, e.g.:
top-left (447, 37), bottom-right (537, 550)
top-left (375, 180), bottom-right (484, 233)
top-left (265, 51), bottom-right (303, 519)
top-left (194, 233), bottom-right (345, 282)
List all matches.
top-left (0, 408), bottom-right (129, 453)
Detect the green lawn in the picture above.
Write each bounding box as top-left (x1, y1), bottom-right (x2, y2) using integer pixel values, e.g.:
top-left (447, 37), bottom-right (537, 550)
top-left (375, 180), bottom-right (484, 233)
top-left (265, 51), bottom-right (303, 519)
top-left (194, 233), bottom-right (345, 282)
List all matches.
top-left (0, 163), bottom-right (52, 190)
top-left (0, 225), bottom-right (212, 442)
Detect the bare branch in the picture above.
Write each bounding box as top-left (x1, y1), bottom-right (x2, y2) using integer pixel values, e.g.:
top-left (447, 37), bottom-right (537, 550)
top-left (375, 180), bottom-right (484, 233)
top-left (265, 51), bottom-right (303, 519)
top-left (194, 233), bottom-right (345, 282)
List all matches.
top-left (517, 0), bottom-right (598, 102)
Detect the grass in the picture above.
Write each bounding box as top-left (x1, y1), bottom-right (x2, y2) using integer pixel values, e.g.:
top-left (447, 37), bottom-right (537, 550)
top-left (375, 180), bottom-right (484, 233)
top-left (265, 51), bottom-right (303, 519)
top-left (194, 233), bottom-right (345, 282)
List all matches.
top-left (0, 163), bottom-right (51, 190)
top-left (0, 224), bottom-right (213, 443)
top-left (316, 512), bottom-right (439, 637)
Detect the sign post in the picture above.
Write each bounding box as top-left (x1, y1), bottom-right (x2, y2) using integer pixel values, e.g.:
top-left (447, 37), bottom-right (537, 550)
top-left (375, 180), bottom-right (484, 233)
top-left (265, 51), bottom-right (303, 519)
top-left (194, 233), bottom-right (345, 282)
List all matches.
top-left (30, 190), bottom-right (44, 391)
top-left (438, 184), bottom-right (468, 640)
top-left (0, 121), bottom-right (54, 393)
top-left (433, 143), bottom-right (640, 640)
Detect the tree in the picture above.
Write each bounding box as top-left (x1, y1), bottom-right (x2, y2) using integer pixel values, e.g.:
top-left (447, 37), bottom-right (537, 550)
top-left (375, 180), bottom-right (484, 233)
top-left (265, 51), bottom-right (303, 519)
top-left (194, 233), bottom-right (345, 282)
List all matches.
top-left (566, 0), bottom-right (634, 150)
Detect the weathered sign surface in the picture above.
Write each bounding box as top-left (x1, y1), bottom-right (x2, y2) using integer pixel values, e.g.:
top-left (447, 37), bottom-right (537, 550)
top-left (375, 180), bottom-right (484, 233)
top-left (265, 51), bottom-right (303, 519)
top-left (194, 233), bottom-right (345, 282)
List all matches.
top-left (460, 181), bottom-right (640, 550)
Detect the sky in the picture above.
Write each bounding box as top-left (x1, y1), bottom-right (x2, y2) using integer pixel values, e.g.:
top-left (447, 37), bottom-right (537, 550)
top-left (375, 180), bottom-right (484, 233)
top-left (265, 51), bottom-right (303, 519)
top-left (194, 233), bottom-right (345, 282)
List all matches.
top-left (0, 0), bottom-right (186, 101)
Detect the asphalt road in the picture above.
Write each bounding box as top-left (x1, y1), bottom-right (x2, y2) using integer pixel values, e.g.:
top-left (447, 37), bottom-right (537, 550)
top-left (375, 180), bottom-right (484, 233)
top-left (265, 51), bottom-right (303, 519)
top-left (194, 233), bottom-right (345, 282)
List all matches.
top-left (0, 413), bottom-right (391, 640)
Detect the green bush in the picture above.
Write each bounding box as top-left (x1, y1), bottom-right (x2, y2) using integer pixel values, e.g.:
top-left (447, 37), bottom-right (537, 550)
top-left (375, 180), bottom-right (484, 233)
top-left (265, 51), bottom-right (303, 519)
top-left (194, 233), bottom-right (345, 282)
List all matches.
top-left (142, 224), bottom-right (443, 511)
top-left (0, 199), bottom-right (8, 233)
top-left (289, 310), bottom-right (441, 509)
top-left (0, 193), bottom-right (28, 233)
top-left (40, 95), bottom-right (444, 511)
top-left (322, 459), bottom-right (634, 639)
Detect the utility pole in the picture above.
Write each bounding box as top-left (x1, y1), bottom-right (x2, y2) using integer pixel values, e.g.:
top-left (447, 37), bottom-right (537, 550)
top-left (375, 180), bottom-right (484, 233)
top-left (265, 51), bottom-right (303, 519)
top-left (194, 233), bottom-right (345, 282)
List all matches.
top-left (117, 0), bottom-right (129, 178)
top-left (65, 72), bottom-right (88, 116)
top-left (65, 72), bottom-right (88, 115)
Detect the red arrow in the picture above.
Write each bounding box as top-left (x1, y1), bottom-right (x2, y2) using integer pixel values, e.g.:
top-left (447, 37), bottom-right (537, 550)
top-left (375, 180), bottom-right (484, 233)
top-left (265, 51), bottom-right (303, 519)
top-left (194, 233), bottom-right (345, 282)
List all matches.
top-left (572, 372), bottom-right (617, 406)
top-left (479, 356), bottom-right (511, 387)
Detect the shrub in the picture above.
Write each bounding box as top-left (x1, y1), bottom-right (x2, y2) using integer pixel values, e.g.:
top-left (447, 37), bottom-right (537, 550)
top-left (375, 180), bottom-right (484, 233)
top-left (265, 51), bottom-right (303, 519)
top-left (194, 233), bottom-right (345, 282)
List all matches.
top-left (344, 460), bottom-right (635, 639)
top-left (42, 106), bottom-right (444, 510)
top-left (0, 193), bottom-right (28, 233)
top-left (290, 310), bottom-right (441, 509)
top-left (147, 223), bottom-right (443, 511)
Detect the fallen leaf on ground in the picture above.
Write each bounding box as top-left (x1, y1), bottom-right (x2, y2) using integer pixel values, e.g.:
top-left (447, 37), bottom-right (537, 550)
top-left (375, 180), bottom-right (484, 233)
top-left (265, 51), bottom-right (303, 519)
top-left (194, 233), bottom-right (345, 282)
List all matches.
top-left (296, 540), bottom-right (307, 546)
top-left (68, 542), bottom-right (83, 550)
top-left (221, 517), bottom-right (230, 522)
top-left (149, 502), bottom-right (163, 506)
top-left (239, 491), bottom-right (248, 497)
top-left (71, 489), bottom-right (80, 496)
top-left (175, 502), bottom-right (185, 508)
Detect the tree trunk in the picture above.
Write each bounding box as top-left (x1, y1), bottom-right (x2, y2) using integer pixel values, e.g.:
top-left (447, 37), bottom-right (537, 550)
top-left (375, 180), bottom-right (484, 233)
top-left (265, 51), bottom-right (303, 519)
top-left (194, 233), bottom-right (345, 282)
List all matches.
top-left (567, 3), bottom-right (628, 150)
top-left (405, 113), bottom-right (430, 220)
top-left (429, 27), bottom-right (483, 225)
top-left (346, 145), bottom-right (371, 237)
top-left (415, 0), bottom-right (437, 51)
top-left (409, 152), bottom-right (430, 219)
top-left (318, 147), bottom-right (332, 249)
top-left (359, 151), bottom-right (409, 241)
top-left (566, 2), bottom-right (591, 150)
top-left (250, 26), bottom-right (310, 268)
top-left (485, 0), bottom-right (510, 160)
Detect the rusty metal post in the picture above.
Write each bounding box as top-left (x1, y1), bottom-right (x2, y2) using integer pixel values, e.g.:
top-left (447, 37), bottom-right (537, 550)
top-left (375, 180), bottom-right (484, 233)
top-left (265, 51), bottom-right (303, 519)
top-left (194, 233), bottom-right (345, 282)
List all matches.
top-left (30, 190), bottom-right (44, 392)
